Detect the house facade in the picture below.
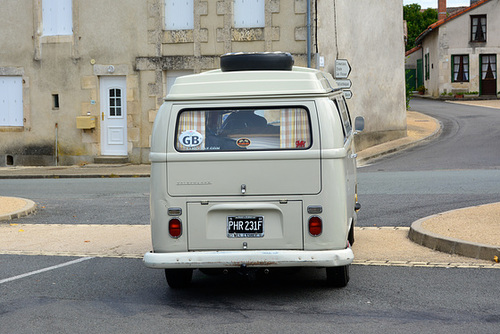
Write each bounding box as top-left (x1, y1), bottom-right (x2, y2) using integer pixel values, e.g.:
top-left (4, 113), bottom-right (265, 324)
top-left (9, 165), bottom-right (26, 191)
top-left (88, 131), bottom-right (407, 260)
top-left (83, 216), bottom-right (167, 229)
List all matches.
top-left (0, 0), bottom-right (405, 166)
top-left (414, 0), bottom-right (500, 97)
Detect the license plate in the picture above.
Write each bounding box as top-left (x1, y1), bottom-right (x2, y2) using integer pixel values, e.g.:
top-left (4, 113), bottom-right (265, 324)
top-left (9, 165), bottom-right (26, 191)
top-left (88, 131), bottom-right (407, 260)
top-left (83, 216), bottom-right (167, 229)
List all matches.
top-left (227, 216), bottom-right (264, 238)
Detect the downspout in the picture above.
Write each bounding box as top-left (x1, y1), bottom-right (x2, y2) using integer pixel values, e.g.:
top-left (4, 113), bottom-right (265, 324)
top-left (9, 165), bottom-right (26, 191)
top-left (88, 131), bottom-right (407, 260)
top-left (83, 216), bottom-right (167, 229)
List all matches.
top-left (55, 123), bottom-right (59, 166)
top-left (307, 0), bottom-right (311, 67)
top-left (334, 0), bottom-right (339, 59)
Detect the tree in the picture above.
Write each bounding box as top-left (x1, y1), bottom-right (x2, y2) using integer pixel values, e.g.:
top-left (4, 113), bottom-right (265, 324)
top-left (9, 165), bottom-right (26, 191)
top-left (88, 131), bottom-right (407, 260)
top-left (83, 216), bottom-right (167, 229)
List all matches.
top-left (404, 4), bottom-right (438, 51)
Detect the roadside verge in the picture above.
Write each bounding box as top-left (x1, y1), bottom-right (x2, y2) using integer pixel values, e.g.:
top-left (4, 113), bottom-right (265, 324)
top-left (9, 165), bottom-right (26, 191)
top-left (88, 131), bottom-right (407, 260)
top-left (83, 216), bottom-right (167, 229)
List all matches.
top-left (409, 203), bottom-right (500, 262)
top-left (0, 197), bottom-right (36, 221)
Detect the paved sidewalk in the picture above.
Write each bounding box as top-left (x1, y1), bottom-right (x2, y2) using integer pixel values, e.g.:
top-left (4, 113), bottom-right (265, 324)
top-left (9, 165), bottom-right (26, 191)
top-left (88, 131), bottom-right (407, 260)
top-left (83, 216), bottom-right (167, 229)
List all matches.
top-left (0, 163), bottom-right (150, 179)
top-left (1, 104), bottom-right (499, 265)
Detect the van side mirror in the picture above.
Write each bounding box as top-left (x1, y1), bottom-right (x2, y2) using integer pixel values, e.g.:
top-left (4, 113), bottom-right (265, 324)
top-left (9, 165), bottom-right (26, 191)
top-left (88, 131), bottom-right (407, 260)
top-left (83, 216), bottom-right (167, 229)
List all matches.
top-left (354, 116), bottom-right (364, 134)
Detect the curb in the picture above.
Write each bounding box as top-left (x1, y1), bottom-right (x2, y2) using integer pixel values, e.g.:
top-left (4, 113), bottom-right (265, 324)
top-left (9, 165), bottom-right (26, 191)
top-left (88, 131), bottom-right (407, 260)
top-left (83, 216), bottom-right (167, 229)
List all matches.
top-left (357, 116), bottom-right (443, 165)
top-left (0, 198), bottom-right (37, 221)
top-left (0, 173), bottom-right (150, 179)
top-left (409, 214), bottom-right (500, 262)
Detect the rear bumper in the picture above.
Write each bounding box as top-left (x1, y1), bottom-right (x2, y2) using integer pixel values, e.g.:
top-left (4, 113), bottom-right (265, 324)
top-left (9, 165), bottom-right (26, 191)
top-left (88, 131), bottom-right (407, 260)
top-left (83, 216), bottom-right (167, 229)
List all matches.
top-left (143, 248), bottom-right (354, 269)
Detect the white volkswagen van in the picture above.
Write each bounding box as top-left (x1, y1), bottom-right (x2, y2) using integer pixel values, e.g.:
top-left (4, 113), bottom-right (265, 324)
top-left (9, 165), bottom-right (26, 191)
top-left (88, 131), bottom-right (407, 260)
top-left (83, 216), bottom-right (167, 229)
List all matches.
top-left (144, 53), bottom-right (364, 288)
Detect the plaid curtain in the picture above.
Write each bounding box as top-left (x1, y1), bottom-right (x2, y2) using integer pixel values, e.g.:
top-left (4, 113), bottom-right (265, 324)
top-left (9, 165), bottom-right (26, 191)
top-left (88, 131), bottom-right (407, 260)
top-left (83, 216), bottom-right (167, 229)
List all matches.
top-left (280, 108), bottom-right (310, 149)
top-left (177, 111), bottom-right (205, 150)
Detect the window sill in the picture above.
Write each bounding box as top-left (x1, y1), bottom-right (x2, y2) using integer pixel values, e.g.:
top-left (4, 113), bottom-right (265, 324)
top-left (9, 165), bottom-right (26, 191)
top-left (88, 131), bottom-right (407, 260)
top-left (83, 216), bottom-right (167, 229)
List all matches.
top-left (0, 126), bottom-right (24, 132)
top-left (231, 28), bottom-right (265, 42)
top-left (163, 29), bottom-right (194, 44)
top-left (41, 35), bottom-right (73, 44)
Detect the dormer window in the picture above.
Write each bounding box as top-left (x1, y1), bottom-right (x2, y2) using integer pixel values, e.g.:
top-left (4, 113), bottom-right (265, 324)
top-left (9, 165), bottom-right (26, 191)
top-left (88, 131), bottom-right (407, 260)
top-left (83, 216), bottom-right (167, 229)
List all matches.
top-left (471, 15), bottom-right (486, 42)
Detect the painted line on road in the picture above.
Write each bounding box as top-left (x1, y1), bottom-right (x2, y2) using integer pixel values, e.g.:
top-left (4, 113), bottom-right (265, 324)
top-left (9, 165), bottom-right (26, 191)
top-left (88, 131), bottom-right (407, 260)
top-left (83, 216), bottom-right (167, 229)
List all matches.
top-left (356, 226), bottom-right (410, 230)
top-left (1, 251), bottom-right (498, 269)
top-left (0, 250), bottom-right (143, 259)
top-left (0, 257), bottom-right (94, 285)
top-left (353, 260), bottom-right (500, 269)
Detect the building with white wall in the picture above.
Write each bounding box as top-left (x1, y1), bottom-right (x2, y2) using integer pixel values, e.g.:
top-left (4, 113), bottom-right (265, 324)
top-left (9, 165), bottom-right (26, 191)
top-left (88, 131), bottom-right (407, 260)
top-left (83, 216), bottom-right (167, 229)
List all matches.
top-left (415, 0), bottom-right (499, 97)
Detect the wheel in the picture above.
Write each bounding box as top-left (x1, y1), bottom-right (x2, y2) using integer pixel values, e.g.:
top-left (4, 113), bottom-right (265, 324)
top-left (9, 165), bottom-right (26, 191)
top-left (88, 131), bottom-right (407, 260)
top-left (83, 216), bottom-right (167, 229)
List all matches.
top-left (348, 225), bottom-right (355, 246)
top-left (165, 269), bottom-right (193, 289)
top-left (326, 265), bottom-right (350, 288)
top-left (199, 268), bottom-right (225, 276)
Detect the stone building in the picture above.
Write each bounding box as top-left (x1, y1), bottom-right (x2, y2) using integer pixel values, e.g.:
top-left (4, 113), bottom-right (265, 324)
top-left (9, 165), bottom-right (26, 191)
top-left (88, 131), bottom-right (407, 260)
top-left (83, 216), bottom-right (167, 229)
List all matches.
top-left (410, 0), bottom-right (499, 97)
top-left (0, 0), bottom-right (405, 166)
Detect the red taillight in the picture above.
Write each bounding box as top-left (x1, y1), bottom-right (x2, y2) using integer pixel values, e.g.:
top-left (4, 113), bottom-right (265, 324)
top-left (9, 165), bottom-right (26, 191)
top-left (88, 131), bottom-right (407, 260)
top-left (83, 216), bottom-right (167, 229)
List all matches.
top-left (308, 216), bottom-right (322, 236)
top-left (169, 218), bottom-right (182, 238)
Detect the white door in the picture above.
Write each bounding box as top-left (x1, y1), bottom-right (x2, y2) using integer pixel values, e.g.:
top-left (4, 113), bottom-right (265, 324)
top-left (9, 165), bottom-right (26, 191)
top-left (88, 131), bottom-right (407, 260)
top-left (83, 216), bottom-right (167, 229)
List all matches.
top-left (100, 76), bottom-right (127, 156)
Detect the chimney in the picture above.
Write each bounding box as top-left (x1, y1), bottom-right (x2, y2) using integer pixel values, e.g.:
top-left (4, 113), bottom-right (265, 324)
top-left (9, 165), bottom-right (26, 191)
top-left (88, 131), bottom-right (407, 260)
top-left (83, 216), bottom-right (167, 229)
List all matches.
top-left (438, 0), bottom-right (447, 20)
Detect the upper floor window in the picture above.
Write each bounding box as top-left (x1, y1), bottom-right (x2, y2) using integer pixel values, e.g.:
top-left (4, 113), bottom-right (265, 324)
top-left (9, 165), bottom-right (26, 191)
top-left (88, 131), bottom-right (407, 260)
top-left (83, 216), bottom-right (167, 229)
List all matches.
top-left (234, 0), bottom-right (265, 28)
top-left (42, 0), bottom-right (73, 36)
top-left (452, 55), bottom-right (469, 82)
top-left (165, 0), bottom-right (194, 30)
top-left (471, 15), bottom-right (486, 42)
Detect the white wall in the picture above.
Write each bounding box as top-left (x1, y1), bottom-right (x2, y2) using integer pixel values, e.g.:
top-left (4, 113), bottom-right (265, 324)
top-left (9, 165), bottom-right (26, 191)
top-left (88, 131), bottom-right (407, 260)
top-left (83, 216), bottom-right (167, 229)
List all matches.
top-left (317, 0), bottom-right (407, 149)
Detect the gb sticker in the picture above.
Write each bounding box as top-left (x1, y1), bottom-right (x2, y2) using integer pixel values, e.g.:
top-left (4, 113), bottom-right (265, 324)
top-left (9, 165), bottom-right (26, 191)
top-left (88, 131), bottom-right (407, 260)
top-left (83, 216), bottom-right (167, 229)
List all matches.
top-left (179, 130), bottom-right (204, 148)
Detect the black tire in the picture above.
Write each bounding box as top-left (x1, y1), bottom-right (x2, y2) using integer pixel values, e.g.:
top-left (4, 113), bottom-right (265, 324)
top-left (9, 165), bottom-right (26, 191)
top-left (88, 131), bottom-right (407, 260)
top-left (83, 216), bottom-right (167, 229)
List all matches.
top-left (165, 269), bottom-right (193, 289)
top-left (348, 225), bottom-right (355, 246)
top-left (220, 52), bottom-right (294, 72)
top-left (199, 268), bottom-right (225, 276)
top-left (326, 265), bottom-right (350, 288)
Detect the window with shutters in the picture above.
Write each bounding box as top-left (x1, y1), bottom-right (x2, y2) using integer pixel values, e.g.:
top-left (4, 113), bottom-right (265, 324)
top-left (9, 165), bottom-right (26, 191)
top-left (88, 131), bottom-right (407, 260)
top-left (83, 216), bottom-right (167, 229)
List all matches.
top-left (471, 15), bottom-right (486, 42)
top-left (42, 0), bottom-right (73, 36)
top-left (164, 70), bottom-right (193, 97)
top-left (165, 0), bottom-right (194, 30)
top-left (234, 0), bottom-right (265, 28)
top-left (0, 77), bottom-right (23, 127)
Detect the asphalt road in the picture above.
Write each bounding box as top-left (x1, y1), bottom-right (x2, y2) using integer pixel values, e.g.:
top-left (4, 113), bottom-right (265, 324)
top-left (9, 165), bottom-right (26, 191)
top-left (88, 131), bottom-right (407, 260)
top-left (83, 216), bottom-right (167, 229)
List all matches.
top-left (358, 98), bottom-right (500, 227)
top-left (1, 255), bottom-right (499, 333)
top-left (1, 98), bottom-right (500, 333)
top-left (363, 98), bottom-right (500, 171)
top-left (0, 178), bottom-right (150, 225)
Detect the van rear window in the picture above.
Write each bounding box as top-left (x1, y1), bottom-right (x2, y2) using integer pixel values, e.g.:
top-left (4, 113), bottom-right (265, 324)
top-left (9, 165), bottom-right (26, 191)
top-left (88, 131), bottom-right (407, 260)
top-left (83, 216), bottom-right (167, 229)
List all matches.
top-left (175, 107), bottom-right (311, 151)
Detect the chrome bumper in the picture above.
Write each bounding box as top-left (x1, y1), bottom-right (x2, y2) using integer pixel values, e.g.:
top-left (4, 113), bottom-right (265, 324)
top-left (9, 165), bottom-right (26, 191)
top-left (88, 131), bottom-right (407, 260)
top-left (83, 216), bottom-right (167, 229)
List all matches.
top-left (143, 248), bottom-right (354, 269)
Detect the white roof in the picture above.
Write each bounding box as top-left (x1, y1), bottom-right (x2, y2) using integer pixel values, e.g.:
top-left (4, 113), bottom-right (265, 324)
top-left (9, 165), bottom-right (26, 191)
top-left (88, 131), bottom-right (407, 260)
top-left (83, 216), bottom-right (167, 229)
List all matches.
top-left (166, 66), bottom-right (341, 100)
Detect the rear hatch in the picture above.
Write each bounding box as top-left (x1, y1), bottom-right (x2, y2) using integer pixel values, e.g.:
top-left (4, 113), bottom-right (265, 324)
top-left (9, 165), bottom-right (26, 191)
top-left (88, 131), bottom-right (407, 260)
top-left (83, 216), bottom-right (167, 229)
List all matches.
top-left (187, 200), bottom-right (303, 250)
top-left (167, 102), bottom-right (321, 197)
top-left (168, 102), bottom-right (320, 250)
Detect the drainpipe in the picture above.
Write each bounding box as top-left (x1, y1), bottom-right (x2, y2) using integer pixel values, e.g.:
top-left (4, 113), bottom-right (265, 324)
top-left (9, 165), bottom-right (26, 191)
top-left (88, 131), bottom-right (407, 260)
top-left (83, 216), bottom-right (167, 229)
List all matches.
top-left (55, 122), bottom-right (59, 166)
top-left (307, 0), bottom-right (311, 67)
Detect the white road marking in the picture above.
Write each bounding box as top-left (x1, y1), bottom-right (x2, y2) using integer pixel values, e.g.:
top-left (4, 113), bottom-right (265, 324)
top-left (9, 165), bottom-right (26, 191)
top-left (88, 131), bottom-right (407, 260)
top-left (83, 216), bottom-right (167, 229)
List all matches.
top-left (0, 257), bottom-right (94, 285)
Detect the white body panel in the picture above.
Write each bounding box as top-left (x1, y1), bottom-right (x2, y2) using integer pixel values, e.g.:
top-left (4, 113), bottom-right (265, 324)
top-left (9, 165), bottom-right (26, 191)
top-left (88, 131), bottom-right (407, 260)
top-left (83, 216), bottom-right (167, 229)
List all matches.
top-left (144, 66), bottom-right (359, 270)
